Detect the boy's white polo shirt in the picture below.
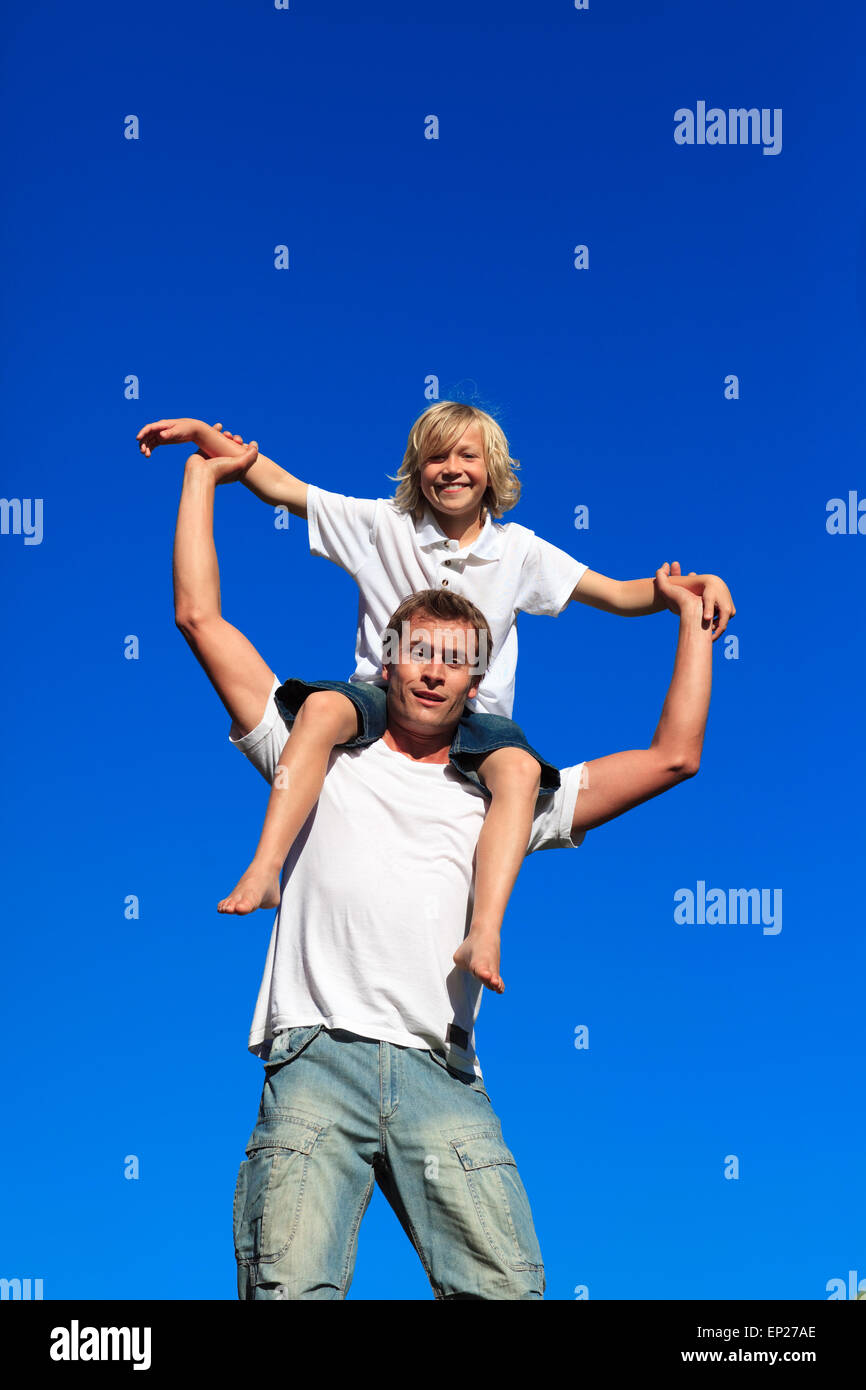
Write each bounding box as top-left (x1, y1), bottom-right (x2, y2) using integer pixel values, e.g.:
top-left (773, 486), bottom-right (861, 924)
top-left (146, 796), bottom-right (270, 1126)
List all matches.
top-left (230, 678), bottom-right (586, 1079)
top-left (305, 485), bottom-right (587, 719)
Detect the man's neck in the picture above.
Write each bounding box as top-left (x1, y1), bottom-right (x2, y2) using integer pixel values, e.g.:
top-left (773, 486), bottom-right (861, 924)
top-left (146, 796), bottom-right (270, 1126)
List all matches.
top-left (381, 716), bottom-right (457, 765)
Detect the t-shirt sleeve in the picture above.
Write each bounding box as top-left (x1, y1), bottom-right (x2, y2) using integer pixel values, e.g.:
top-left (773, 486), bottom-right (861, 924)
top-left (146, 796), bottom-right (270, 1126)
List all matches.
top-left (516, 530), bottom-right (588, 616)
top-left (228, 676), bottom-right (289, 783)
top-left (306, 484), bottom-right (379, 578)
top-left (525, 762), bottom-right (587, 852)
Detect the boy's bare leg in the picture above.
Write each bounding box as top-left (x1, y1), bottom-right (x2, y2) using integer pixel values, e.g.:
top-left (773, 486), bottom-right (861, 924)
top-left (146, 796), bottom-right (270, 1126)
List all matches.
top-left (452, 748), bottom-right (541, 993)
top-left (218, 691), bottom-right (360, 913)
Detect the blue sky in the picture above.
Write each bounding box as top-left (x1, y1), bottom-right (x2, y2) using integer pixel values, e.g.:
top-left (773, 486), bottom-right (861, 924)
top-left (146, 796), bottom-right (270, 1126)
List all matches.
top-left (1, 0), bottom-right (864, 1300)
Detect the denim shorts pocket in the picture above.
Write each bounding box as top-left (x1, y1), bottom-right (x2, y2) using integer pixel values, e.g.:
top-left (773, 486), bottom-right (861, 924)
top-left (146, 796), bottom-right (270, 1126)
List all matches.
top-left (450, 1129), bottom-right (543, 1273)
top-left (427, 1048), bottom-right (491, 1101)
top-left (233, 1109), bottom-right (329, 1266)
top-left (261, 1023), bottom-right (324, 1074)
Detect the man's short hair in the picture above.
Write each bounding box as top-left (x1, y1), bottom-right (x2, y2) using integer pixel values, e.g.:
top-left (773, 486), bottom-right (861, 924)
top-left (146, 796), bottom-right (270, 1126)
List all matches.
top-left (381, 588), bottom-right (492, 675)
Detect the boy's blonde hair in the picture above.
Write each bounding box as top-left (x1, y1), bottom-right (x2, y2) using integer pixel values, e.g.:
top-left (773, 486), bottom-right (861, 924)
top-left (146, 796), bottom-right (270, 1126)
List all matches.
top-left (389, 401), bottom-right (521, 520)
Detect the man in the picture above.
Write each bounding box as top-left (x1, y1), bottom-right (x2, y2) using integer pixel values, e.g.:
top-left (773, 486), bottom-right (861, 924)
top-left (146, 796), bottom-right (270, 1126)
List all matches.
top-left (172, 443), bottom-right (715, 1300)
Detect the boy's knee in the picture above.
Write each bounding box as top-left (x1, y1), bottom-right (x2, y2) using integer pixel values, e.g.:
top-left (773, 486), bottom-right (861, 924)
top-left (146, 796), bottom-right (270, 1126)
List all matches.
top-left (478, 747), bottom-right (542, 797)
top-left (295, 690), bottom-right (361, 743)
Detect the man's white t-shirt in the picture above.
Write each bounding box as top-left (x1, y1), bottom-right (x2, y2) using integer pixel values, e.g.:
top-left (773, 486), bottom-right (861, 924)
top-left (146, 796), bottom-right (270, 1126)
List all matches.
top-left (306, 485), bottom-right (588, 719)
top-left (231, 679), bottom-right (587, 1079)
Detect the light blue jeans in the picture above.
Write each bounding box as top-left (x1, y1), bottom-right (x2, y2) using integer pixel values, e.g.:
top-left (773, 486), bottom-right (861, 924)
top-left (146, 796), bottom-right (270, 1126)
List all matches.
top-left (232, 1024), bottom-right (545, 1299)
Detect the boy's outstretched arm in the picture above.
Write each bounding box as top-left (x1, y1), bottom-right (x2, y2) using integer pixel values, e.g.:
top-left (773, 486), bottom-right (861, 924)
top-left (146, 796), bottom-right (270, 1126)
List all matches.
top-left (138, 417), bottom-right (308, 517)
top-left (570, 561), bottom-right (736, 640)
top-left (570, 565), bottom-right (713, 836)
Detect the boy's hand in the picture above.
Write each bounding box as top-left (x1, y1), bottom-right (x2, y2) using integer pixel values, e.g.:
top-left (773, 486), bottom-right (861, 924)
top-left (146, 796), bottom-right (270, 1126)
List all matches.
top-left (137, 417), bottom-right (207, 457)
top-left (137, 418), bottom-right (249, 458)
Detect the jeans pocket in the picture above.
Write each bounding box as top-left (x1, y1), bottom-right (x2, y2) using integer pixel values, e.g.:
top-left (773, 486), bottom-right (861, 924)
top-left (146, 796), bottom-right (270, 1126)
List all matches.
top-left (427, 1047), bottom-right (489, 1098)
top-left (261, 1023), bottom-right (324, 1074)
top-left (450, 1128), bottom-right (543, 1273)
top-left (234, 1109), bottom-right (329, 1266)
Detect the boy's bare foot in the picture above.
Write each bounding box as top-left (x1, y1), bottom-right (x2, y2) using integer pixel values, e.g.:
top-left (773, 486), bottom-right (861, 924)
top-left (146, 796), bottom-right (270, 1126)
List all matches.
top-left (452, 924), bottom-right (504, 993)
top-left (218, 865), bottom-right (281, 914)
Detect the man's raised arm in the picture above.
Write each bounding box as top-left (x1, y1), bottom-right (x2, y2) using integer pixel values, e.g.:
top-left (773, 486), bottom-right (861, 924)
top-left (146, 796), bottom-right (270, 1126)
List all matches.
top-left (173, 445), bottom-right (278, 739)
top-left (571, 565), bottom-right (714, 835)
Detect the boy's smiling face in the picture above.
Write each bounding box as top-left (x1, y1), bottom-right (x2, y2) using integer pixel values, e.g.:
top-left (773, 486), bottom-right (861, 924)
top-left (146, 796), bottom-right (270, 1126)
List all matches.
top-left (418, 421), bottom-right (489, 524)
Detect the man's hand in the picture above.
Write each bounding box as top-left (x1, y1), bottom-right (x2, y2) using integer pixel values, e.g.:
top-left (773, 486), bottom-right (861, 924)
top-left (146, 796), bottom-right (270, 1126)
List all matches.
top-left (697, 573), bottom-right (736, 639)
top-left (183, 441), bottom-right (259, 487)
top-left (663, 563), bottom-right (735, 639)
top-left (653, 562), bottom-right (707, 621)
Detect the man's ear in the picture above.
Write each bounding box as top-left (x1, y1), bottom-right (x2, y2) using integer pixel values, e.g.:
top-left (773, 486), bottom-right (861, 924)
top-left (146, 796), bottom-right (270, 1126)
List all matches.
top-left (381, 665), bottom-right (391, 683)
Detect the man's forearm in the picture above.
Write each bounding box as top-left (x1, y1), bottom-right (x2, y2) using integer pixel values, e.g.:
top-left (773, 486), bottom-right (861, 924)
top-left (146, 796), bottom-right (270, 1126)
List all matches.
top-left (173, 460), bottom-right (221, 627)
top-left (649, 605), bottom-right (713, 771)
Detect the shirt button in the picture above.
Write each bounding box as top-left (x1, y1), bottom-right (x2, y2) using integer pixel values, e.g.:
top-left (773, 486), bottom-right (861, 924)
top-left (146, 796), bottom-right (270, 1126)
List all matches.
top-left (441, 578), bottom-right (449, 587)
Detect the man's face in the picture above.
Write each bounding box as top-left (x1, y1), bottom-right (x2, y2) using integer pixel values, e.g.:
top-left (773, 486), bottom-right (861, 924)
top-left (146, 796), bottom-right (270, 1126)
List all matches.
top-left (382, 616), bottom-right (483, 734)
top-left (418, 421), bottom-right (489, 522)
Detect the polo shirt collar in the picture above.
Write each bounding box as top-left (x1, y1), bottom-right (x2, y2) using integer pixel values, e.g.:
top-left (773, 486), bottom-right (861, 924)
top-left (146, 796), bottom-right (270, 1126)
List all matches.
top-left (415, 503), bottom-right (502, 561)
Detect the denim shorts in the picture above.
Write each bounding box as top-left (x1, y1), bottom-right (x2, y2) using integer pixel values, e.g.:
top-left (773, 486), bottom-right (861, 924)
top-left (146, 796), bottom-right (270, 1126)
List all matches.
top-left (232, 1024), bottom-right (545, 1299)
top-left (274, 677), bottom-right (560, 795)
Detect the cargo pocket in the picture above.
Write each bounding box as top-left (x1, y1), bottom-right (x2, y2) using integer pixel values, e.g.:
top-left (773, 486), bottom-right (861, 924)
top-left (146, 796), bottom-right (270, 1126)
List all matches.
top-left (450, 1129), bottom-right (543, 1273)
top-left (233, 1108), bottom-right (329, 1267)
